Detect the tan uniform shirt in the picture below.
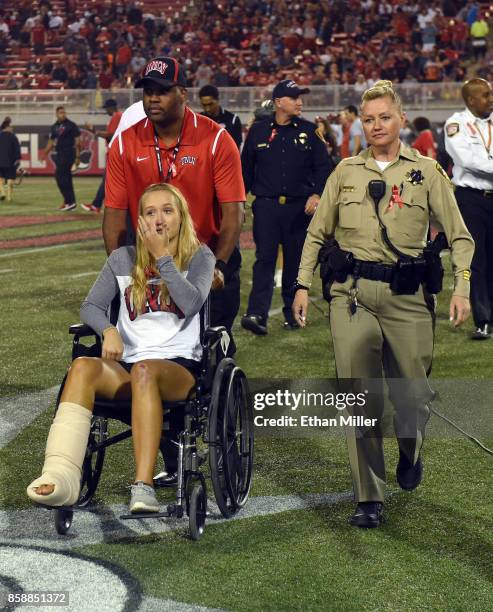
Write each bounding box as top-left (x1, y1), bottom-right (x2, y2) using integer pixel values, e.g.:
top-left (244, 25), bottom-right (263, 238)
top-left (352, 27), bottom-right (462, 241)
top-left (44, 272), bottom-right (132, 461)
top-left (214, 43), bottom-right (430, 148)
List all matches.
top-left (298, 144), bottom-right (474, 297)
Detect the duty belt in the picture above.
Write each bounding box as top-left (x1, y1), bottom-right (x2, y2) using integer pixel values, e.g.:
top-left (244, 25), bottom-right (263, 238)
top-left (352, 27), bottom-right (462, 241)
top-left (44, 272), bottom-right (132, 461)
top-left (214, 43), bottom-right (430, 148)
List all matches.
top-left (352, 259), bottom-right (395, 283)
top-left (259, 195), bottom-right (305, 204)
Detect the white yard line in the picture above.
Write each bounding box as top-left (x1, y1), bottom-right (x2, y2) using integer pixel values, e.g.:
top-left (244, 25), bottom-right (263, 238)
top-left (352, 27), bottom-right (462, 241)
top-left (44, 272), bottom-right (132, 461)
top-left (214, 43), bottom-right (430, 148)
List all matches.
top-left (0, 386), bottom-right (59, 449)
top-left (70, 271), bottom-right (99, 279)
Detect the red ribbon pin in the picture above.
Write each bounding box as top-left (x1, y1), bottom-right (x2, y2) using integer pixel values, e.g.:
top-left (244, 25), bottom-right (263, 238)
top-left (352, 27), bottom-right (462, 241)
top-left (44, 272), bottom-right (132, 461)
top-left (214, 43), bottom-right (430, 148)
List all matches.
top-left (387, 184), bottom-right (404, 212)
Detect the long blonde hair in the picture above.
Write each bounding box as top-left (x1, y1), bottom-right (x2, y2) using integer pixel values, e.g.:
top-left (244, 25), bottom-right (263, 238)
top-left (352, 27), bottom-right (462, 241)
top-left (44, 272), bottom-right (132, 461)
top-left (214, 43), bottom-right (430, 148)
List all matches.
top-left (360, 79), bottom-right (403, 112)
top-left (131, 183), bottom-right (200, 314)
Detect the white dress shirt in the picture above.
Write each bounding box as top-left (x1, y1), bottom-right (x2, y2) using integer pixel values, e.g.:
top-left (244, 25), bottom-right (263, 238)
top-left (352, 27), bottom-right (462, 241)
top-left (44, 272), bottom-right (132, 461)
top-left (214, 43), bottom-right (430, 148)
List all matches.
top-left (444, 107), bottom-right (493, 189)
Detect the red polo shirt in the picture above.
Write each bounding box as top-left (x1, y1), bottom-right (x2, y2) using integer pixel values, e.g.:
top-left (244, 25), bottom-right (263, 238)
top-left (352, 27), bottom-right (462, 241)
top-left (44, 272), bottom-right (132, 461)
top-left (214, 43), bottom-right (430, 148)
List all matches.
top-left (105, 107), bottom-right (245, 249)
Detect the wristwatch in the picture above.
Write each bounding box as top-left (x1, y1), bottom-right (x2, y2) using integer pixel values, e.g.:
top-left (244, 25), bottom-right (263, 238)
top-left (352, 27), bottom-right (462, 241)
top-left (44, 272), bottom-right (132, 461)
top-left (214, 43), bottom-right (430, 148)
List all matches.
top-left (293, 281), bottom-right (309, 292)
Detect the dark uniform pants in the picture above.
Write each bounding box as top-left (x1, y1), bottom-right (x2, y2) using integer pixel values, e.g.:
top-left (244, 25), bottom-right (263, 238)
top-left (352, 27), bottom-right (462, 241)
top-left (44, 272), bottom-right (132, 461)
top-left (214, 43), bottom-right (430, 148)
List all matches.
top-left (455, 187), bottom-right (493, 327)
top-left (93, 170), bottom-right (106, 209)
top-left (54, 152), bottom-right (76, 204)
top-left (161, 246), bottom-right (241, 473)
top-left (329, 277), bottom-right (435, 502)
top-left (248, 197), bottom-right (310, 321)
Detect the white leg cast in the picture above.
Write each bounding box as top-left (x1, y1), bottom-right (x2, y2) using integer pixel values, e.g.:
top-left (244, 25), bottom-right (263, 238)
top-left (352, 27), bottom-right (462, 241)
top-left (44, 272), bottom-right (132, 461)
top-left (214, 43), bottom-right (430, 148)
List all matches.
top-left (27, 402), bottom-right (92, 507)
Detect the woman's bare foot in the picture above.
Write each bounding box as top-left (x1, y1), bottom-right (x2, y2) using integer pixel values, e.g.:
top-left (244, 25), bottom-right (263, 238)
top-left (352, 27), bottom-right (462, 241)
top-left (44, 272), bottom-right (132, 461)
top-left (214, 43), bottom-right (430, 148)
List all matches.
top-left (34, 484), bottom-right (55, 495)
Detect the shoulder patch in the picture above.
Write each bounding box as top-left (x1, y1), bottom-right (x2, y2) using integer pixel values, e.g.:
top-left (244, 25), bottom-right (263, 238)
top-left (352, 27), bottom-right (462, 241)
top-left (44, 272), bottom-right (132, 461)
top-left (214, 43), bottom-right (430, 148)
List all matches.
top-left (435, 162), bottom-right (452, 184)
top-left (446, 123), bottom-right (460, 137)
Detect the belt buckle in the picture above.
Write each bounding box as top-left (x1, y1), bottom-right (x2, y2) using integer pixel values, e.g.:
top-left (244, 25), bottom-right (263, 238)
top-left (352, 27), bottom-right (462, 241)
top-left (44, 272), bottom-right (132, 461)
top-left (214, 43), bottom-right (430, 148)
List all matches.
top-left (278, 196), bottom-right (286, 204)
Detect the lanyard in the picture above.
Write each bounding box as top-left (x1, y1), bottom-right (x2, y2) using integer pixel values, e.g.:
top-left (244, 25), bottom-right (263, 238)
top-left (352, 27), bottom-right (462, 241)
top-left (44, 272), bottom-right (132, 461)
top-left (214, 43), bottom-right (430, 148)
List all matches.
top-left (473, 120), bottom-right (492, 156)
top-left (153, 130), bottom-right (181, 182)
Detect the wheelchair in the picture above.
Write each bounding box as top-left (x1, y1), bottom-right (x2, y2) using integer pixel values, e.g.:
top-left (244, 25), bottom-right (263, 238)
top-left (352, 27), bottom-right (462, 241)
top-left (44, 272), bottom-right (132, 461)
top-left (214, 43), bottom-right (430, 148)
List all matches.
top-left (44, 301), bottom-right (254, 540)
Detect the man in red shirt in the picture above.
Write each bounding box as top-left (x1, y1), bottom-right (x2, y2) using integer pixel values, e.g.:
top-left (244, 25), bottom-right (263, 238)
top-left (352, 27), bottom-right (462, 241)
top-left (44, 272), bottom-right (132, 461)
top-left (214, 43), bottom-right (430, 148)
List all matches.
top-left (82, 99), bottom-right (123, 213)
top-left (104, 57), bottom-right (245, 486)
top-left (104, 57), bottom-right (245, 341)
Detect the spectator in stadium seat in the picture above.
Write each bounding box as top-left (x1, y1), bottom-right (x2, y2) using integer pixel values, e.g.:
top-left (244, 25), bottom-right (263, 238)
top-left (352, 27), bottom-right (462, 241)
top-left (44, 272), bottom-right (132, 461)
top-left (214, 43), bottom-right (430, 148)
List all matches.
top-left (3, 71), bottom-right (19, 90)
top-left (470, 13), bottom-right (489, 60)
top-left (198, 85), bottom-right (243, 149)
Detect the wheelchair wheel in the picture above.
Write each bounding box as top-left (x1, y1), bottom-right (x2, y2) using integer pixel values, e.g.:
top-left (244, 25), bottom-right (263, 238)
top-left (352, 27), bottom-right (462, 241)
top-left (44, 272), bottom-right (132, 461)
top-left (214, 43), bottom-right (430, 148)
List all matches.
top-left (77, 416), bottom-right (107, 507)
top-left (222, 367), bottom-right (254, 510)
top-left (209, 359), bottom-right (236, 517)
top-left (54, 508), bottom-right (73, 535)
top-left (209, 359), bottom-right (253, 518)
top-left (188, 479), bottom-right (207, 541)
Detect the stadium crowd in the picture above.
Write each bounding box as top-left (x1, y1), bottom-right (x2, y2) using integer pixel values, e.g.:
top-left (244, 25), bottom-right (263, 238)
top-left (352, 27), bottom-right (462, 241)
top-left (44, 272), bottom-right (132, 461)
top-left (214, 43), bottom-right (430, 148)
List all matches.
top-left (0, 1), bottom-right (492, 91)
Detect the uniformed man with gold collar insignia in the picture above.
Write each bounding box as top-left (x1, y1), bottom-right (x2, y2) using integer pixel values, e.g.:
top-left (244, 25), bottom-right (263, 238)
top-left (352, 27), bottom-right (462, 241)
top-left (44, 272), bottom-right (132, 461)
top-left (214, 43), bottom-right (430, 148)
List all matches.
top-left (240, 79), bottom-right (332, 335)
top-left (445, 77), bottom-right (493, 340)
top-left (293, 80), bottom-right (474, 529)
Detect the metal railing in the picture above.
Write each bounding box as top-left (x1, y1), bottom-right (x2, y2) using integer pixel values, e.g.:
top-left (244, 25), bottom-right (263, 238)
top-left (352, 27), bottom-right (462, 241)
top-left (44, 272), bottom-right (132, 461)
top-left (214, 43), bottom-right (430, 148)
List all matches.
top-left (0, 83), bottom-right (465, 117)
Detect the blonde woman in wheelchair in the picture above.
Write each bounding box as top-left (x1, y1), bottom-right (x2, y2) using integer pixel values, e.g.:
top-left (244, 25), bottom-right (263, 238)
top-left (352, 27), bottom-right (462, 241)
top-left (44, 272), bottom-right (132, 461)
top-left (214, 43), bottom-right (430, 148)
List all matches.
top-left (27, 183), bottom-right (215, 513)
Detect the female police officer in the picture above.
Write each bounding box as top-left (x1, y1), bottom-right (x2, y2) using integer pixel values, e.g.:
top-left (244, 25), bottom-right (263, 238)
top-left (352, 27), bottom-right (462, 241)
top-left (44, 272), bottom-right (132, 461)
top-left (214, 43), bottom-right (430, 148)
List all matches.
top-left (293, 81), bottom-right (474, 528)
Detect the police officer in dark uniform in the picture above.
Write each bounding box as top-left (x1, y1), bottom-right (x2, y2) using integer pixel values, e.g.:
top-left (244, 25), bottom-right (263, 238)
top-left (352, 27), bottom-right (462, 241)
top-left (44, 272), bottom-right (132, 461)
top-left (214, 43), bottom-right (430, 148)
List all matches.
top-left (199, 84), bottom-right (243, 149)
top-left (43, 106), bottom-right (81, 211)
top-left (240, 79), bottom-right (332, 334)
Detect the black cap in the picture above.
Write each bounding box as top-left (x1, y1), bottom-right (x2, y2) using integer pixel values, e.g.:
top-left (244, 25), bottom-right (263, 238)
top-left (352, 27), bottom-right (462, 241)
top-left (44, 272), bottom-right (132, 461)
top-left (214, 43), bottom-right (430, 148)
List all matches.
top-left (272, 79), bottom-right (310, 100)
top-left (135, 56), bottom-right (187, 89)
top-left (102, 98), bottom-right (117, 109)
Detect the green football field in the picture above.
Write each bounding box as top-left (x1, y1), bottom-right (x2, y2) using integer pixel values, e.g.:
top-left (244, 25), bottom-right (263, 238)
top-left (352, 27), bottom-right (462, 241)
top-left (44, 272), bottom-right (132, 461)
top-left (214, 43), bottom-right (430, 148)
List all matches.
top-left (0, 177), bottom-right (492, 611)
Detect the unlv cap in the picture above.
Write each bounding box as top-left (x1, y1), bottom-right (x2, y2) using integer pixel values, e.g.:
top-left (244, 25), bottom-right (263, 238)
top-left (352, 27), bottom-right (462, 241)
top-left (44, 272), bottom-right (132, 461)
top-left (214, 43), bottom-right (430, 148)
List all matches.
top-left (135, 56), bottom-right (187, 88)
top-left (272, 79), bottom-right (310, 99)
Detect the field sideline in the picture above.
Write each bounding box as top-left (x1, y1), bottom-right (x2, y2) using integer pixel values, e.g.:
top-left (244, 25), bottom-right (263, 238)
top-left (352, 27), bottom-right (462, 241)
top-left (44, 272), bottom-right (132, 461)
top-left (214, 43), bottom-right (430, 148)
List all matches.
top-left (0, 177), bottom-right (492, 611)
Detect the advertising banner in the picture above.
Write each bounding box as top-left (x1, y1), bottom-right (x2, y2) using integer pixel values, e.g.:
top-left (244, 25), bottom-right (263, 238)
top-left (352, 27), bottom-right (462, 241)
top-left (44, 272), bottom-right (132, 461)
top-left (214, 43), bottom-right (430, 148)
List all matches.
top-left (16, 126), bottom-right (106, 176)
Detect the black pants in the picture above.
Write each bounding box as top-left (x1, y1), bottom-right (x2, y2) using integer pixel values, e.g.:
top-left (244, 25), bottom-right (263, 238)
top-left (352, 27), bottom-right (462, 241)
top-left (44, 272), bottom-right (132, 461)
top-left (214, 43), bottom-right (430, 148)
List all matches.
top-left (456, 187), bottom-right (493, 326)
top-left (162, 246), bottom-right (241, 473)
top-left (54, 152), bottom-right (76, 204)
top-left (92, 170), bottom-right (105, 209)
top-left (210, 246), bottom-right (241, 336)
top-left (247, 197), bottom-right (310, 321)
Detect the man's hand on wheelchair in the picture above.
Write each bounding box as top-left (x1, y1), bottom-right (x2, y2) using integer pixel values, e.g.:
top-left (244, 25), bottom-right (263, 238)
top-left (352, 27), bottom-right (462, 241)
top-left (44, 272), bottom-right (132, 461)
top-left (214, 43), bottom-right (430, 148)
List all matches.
top-left (211, 268), bottom-right (225, 290)
top-left (102, 327), bottom-right (124, 361)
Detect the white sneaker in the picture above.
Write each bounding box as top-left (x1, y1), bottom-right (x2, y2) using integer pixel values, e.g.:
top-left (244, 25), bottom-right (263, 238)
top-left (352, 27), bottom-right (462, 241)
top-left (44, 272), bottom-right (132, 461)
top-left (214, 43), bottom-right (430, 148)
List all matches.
top-left (129, 481), bottom-right (160, 513)
top-left (59, 203), bottom-right (77, 212)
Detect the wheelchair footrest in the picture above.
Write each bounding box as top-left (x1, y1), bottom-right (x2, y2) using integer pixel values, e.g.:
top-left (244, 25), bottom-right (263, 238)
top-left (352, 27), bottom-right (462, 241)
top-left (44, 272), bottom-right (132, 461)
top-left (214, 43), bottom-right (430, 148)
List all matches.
top-left (119, 511), bottom-right (173, 520)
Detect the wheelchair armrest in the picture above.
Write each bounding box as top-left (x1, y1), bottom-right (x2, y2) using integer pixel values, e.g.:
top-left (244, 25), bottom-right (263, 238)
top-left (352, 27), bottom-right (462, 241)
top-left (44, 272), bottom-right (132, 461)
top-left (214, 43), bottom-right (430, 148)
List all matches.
top-left (203, 326), bottom-right (227, 346)
top-left (69, 323), bottom-right (99, 338)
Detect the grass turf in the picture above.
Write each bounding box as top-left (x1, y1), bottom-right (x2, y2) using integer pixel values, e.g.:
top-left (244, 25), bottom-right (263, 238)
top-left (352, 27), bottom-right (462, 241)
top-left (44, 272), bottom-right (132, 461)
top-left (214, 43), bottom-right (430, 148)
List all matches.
top-left (1, 177), bottom-right (492, 610)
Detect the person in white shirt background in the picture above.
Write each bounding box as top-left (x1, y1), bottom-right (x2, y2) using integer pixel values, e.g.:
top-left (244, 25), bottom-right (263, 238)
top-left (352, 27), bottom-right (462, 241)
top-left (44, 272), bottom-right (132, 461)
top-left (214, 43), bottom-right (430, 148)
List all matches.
top-left (445, 77), bottom-right (493, 339)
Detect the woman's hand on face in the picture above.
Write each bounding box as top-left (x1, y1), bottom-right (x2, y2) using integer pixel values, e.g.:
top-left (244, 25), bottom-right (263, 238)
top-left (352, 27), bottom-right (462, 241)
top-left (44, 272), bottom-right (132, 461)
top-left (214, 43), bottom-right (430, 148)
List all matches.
top-left (137, 215), bottom-right (170, 260)
top-left (102, 327), bottom-right (124, 361)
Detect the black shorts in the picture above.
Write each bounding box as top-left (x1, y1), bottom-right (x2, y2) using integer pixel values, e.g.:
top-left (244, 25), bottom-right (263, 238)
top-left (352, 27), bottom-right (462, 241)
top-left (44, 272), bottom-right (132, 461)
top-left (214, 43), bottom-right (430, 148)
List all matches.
top-left (119, 357), bottom-right (201, 379)
top-left (0, 167), bottom-right (16, 180)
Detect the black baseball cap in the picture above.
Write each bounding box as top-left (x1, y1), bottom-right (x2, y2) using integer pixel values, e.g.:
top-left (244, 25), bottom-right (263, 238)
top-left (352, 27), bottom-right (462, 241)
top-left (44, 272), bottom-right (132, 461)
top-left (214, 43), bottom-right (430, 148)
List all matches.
top-left (135, 56), bottom-right (187, 89)
top-left (102, 98), bottom-right (117, 109)
top-left (272, 79), bottom-right (310, 99)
